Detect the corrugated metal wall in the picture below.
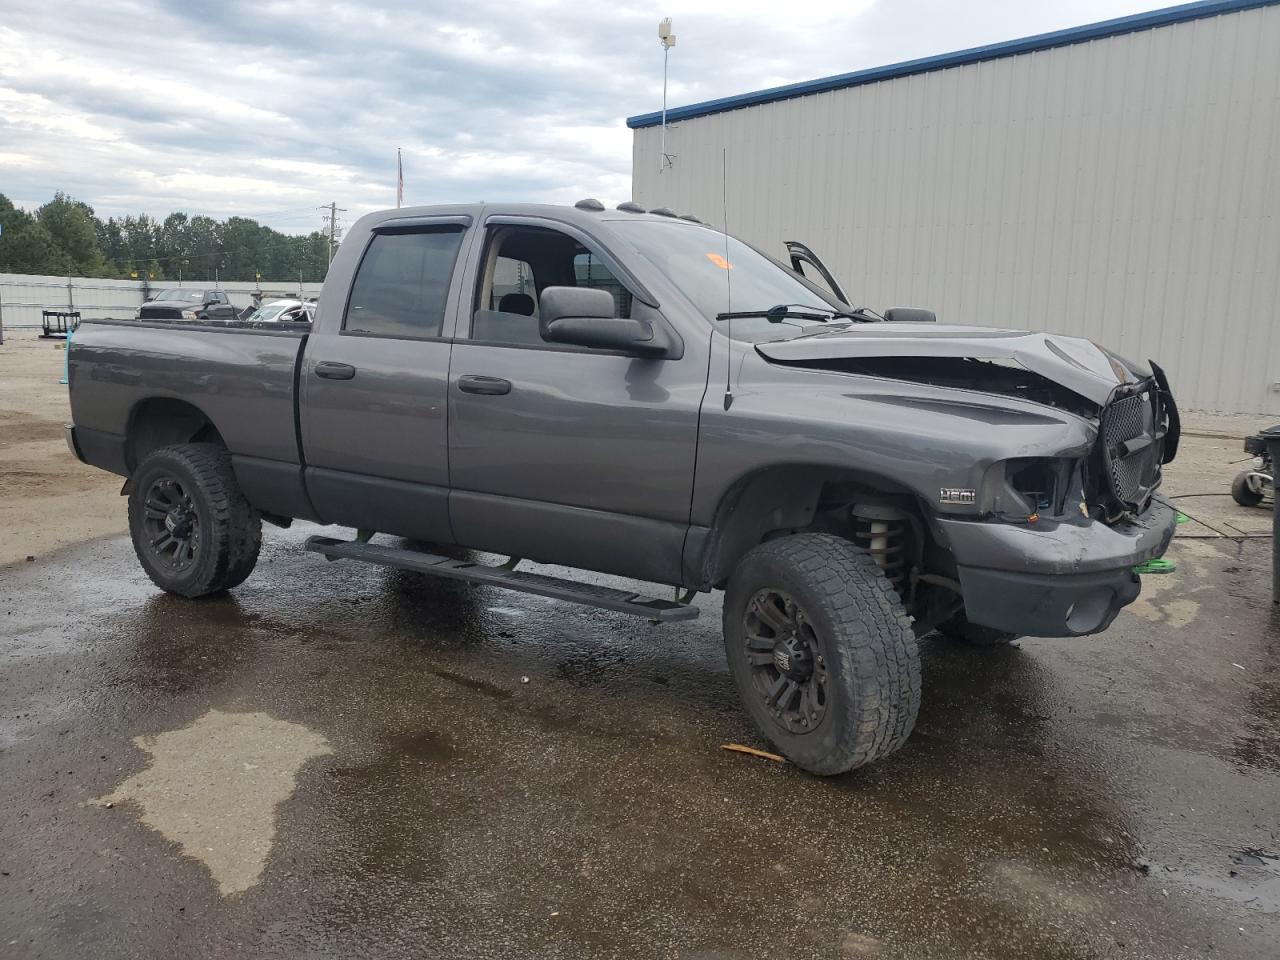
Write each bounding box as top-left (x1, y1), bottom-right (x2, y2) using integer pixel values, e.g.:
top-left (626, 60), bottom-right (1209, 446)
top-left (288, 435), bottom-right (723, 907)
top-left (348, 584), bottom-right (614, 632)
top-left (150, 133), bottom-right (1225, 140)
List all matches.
top-left (632, 4), bottom-right (1280, 414)
top-left (0, 274), bottom-right (324, 330)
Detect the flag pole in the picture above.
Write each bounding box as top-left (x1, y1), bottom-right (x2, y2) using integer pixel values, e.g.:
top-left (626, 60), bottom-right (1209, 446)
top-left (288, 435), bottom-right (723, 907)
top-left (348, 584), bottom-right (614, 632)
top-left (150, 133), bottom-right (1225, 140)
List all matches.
top-left (396, 148), bottom-right (404, 208)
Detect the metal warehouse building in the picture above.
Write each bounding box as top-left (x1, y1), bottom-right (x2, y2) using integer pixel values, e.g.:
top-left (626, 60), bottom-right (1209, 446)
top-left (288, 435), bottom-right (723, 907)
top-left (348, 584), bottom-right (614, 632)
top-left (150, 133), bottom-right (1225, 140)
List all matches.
top-left (629, 0), bottom-right (1280, 415)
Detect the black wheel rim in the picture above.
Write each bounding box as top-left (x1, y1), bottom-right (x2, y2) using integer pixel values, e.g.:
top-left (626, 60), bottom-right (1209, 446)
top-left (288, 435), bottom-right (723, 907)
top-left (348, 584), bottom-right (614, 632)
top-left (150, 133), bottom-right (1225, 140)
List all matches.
top-left (742, 588), bottom-right (828, 735)
top-left (141, 475), bottom-right (201, 573)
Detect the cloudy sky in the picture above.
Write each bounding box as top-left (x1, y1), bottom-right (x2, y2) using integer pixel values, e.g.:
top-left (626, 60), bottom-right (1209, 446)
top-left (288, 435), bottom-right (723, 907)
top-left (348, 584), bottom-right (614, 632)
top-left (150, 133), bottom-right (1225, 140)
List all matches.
top-left (3, 0), bottom-right (1167, 235)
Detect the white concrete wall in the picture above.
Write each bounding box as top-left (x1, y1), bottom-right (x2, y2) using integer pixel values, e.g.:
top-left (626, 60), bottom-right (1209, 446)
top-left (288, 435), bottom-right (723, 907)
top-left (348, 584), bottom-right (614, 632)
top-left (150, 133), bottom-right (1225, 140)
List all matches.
top-left (632, 4), bottom-right (1280, 414)
top-left (0, 273), bottom-right (324, 330)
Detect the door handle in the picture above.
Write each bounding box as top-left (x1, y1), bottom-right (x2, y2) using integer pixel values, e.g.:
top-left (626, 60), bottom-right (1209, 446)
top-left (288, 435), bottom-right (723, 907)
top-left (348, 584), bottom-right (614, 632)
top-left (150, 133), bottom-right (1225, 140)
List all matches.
top-left (315, 361), bottom-right (356, 380)
top-left (458, 375), bottom-right (511, 396)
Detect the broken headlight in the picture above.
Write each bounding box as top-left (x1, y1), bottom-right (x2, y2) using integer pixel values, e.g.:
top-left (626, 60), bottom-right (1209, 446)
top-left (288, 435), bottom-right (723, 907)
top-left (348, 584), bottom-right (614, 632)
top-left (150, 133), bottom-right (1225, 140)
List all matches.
top-left (980, 457), bottom-right (1083, 520)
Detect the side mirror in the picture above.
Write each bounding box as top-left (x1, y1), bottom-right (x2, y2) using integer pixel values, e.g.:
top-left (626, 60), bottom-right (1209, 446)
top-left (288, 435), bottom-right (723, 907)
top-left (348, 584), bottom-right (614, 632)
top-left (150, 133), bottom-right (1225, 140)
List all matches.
top-left (539, 286), bottom-right (665, 356)
top-left (883, 307), bottom-right (936, 323)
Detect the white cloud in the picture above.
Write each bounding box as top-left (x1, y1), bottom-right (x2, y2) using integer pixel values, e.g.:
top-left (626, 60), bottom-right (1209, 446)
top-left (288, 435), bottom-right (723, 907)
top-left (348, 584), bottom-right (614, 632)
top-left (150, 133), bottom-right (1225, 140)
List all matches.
top-left (0, 0), bottom-right (1168, 231)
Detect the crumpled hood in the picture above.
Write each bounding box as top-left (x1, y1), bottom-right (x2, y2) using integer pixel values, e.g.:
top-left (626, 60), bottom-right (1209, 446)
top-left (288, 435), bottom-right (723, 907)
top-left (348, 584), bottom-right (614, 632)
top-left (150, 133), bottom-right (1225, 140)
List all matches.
top-left (754, 322), bottom-right (1150, 405)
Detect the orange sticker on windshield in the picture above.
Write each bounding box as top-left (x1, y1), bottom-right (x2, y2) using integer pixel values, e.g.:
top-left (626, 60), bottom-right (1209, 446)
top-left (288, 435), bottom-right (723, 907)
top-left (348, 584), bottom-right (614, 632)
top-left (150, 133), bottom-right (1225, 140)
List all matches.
top-left (705, 252), bottom-right (733, 270)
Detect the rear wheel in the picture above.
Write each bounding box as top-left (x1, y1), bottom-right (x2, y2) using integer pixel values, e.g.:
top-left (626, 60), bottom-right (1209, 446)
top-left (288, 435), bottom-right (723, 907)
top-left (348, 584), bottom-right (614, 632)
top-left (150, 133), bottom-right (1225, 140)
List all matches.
top-left (722, 534), bottom-right (921, 775)
top-left (937, 610), bottom-right (1018, 647)
top-left (128, 443), bottom-right (262, 597)
top-left (1231, 470), bottom-right (1265, 508)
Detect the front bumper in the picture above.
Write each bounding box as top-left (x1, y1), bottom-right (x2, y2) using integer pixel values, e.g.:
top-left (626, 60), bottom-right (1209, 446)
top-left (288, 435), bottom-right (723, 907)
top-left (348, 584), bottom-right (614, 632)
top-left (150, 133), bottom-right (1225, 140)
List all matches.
top-left (936, 494), bottom-right (1178, 637)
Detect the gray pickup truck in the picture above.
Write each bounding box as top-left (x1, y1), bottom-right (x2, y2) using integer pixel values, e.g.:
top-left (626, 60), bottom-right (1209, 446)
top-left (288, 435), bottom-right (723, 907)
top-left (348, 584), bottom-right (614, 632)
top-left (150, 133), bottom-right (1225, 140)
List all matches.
top-left (66, 201), bottom-right (1179, 774)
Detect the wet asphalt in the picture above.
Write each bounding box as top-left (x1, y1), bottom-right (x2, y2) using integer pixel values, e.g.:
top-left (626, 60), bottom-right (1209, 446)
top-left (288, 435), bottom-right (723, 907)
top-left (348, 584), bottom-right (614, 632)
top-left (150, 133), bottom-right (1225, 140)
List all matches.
top-left (1, 525), bottom-right (1277, 960)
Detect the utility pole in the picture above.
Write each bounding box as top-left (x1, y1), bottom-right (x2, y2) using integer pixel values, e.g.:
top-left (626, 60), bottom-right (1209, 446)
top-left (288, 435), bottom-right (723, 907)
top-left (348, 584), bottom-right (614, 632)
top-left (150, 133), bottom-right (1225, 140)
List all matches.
top-left (321, 202), bottom-right (348, 266)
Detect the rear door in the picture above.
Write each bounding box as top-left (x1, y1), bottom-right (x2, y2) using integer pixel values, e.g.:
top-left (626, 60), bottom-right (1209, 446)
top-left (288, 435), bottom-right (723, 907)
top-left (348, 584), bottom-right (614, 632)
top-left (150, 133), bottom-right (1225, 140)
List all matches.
top-left (300, 216), bottom-right (471, 541)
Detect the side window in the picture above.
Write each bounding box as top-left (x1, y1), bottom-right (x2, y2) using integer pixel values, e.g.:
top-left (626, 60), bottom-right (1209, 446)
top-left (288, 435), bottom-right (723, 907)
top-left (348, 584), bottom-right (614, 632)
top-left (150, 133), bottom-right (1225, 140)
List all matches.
top-left (344, 227), bottom-right (464, 338)
top-left (574, 251), bottom-right (633, 318)
top-left (471, 226), bottom-right (633, 348)
top-left (488, 256), bottom-right (537, 315)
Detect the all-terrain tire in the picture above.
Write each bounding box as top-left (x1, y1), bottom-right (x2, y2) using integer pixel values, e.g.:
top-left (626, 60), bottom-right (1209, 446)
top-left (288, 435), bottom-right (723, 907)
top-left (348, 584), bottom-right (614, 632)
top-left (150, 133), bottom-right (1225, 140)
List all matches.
top-left (128, 443), bottom-right (262, 597)
top-left (937, 610), bottom-right (1019, 647)
top-left (722, 534), bottom-right (921, 775)
top-left (1231, 470), bottom-right (1265, 508)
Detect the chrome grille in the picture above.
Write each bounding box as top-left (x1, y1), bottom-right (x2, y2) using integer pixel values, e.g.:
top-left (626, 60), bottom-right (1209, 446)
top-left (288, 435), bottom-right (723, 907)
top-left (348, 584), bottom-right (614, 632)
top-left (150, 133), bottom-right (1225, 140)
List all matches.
top-left (1100, 385), bottom-right (1161, 512)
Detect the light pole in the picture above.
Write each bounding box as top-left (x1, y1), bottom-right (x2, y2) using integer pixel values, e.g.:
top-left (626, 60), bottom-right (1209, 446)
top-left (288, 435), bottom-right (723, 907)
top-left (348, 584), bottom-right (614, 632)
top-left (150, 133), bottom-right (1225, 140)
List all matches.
top-left (659, 18), bottom-right (677, 173)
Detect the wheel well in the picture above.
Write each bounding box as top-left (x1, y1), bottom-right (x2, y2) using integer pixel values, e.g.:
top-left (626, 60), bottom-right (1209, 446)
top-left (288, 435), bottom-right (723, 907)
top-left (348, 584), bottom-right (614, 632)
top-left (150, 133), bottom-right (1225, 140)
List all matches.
top-left (126, 398), bottom-right (226, 472)
top-left (695, 465), bottom-right (933, 589)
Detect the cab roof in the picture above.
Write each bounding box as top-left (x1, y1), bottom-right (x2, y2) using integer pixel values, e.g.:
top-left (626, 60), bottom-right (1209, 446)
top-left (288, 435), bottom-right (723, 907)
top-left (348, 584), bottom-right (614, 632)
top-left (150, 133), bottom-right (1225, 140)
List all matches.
top-left (353, 201), bottom-right (712, 234)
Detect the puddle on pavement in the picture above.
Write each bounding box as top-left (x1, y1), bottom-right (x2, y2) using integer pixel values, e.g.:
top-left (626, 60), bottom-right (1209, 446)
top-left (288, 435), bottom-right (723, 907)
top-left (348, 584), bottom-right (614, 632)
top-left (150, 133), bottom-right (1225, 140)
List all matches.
top-left (1174, 849), bottom-right (1280, 915)
top-left (6, 527), bottom-right (1275, 955)
top-left (97, 709), bottom-right (332, 895)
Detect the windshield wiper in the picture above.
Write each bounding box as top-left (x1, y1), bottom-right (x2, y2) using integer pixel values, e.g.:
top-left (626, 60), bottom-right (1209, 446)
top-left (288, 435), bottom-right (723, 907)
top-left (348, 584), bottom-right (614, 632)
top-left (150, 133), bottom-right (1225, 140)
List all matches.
top-left (716, 304), bottom-right (836, 323)
top-left (715, 303), bottom-right (879, 324)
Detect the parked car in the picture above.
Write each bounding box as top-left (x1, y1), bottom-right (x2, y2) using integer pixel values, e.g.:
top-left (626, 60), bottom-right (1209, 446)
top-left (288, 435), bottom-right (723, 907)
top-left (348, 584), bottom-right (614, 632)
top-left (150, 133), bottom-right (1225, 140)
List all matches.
top-left (66, 201), bottom-right (1180, 774)
top-left (136, 288), bottom-right (238, 321)
top-left (242, 298), bottom-right (315, 324)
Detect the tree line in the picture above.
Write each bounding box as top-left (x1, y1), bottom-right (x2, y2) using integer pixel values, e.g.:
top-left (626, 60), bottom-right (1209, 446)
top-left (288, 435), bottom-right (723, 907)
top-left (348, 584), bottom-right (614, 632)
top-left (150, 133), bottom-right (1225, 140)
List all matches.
top-left (0, 192), bottom-right (331, 283)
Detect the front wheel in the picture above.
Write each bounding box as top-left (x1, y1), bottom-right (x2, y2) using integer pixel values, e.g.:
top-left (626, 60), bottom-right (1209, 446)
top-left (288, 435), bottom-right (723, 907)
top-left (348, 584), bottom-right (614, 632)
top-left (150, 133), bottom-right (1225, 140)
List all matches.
top-left (128, 443), bottom-right (262, 597)
top-left (722, 534), bottom-right (921, 775)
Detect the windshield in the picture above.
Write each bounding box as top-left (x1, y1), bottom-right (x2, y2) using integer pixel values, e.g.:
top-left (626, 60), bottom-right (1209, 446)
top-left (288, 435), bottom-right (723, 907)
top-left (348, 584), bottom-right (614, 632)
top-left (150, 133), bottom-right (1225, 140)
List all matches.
top-left (155, 288), bottom-right (205, 302)
top-left (611, 219), bottom-right (845, 339)
top-left (246, 304), bottom-right (290, 322)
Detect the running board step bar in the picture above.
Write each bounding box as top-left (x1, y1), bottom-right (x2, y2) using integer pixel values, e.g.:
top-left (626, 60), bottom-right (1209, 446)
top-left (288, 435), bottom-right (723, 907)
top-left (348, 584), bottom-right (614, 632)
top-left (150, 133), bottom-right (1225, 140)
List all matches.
top-left (304, 536), bottom-right (700, 623)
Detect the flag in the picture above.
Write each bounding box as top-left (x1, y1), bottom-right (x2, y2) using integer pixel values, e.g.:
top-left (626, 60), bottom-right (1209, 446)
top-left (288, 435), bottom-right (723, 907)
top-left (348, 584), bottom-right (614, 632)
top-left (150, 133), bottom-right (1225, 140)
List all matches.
top-left (396, 148), bottom-right (404, 208)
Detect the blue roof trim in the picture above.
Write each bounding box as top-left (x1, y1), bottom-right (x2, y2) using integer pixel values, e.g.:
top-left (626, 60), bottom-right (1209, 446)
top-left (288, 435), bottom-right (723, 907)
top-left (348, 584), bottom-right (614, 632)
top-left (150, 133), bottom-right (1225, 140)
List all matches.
top-left (627, 0), bottom-right (1278, 128)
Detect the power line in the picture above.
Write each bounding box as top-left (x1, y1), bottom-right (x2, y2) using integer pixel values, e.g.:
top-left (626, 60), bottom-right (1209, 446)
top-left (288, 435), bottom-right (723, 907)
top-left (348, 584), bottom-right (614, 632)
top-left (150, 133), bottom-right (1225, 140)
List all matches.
top-left (257, 209), bottom-right (342, 224)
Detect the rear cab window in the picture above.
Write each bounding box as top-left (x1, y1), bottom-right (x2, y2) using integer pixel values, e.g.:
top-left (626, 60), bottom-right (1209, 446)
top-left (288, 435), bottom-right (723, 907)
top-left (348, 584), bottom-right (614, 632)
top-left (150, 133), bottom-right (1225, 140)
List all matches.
top-left (344, 227), bottom-right (466, 338)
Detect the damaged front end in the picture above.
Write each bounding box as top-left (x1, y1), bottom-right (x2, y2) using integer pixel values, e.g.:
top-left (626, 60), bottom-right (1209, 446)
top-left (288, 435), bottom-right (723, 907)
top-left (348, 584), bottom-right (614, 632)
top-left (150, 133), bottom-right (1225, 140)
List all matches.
top-left (1089, 362), bottom-right (1180, 522)
top-left (756, 323), bottom-right (1181, 523)
top-left (754, 324), bottom-right (1182, 637)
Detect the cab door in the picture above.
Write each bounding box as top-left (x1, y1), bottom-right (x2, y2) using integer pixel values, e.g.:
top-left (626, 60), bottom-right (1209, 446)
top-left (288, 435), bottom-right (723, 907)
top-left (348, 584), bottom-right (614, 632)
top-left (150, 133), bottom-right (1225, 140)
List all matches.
top-left (300, 217), bottom-right (472, 542)
top-left (446, 216), bottom-right (704, 585)
top-left (206, 291), bottom-right (237, 320)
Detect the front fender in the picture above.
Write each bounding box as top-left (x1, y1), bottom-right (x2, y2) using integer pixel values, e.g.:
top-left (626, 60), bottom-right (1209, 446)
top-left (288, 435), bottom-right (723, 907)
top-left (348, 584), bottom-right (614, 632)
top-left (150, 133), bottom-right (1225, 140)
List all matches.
top-left (691, 360), bottom-right (1097, 527)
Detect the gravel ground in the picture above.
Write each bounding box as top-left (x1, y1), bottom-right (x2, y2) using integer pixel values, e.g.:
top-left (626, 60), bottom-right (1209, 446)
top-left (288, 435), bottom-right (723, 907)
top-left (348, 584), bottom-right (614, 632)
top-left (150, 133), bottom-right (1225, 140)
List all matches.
top-left (0, 332), bottom-right (123, 565)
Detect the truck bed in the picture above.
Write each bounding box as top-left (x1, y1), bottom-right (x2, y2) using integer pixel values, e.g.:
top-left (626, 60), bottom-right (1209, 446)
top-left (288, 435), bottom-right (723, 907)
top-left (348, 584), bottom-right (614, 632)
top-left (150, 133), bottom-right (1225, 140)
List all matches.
top-left (68, 318), bottom-right (309, 479)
